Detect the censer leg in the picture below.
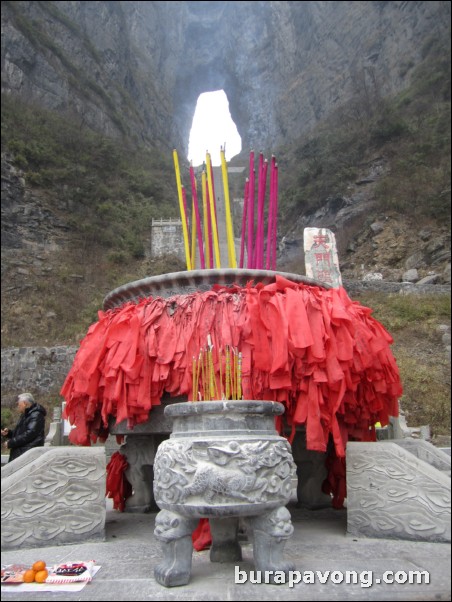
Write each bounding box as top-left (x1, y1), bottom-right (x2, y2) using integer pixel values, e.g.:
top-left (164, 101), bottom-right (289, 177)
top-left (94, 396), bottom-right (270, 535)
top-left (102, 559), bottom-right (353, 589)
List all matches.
top-left (247, 507), bottom-right (295, 579)
top-left (210, 517), bottom-right (242, 562)
top-left (154, 509), bottom-right (198, 587)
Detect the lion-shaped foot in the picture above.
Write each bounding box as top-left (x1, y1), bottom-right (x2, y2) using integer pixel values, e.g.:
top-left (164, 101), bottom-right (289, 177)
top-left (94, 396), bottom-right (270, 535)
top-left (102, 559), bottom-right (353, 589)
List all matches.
top-left (154, 510), bottom-right (197, 587)
top-left (247, 506), bottom-right (295, 581)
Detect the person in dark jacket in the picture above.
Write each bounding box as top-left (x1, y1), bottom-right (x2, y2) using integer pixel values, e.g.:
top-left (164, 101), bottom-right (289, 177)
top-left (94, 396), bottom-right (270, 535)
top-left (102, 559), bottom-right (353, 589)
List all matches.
top-left (1, 393), bottom-right (47, 462)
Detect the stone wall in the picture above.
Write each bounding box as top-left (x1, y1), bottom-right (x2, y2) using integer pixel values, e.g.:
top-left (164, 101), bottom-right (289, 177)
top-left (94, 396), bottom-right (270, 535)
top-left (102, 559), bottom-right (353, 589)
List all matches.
top-left (1, 345), bottom-right (77, 400)
top-left (150, 218), bottom-right (184, 261)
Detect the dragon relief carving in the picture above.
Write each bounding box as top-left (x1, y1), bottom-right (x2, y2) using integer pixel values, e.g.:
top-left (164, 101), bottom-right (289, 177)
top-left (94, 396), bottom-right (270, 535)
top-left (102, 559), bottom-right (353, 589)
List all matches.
top-left (154, 439), bottom-right (295, 505)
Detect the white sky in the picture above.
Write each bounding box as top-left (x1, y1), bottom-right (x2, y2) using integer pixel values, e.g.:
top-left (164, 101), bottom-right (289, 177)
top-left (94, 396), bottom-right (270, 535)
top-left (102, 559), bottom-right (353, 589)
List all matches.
top-left (187, 90), bottom-right (242, 167)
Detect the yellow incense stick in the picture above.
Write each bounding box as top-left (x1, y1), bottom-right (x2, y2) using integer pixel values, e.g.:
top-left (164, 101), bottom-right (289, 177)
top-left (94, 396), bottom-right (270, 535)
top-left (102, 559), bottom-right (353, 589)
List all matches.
top-left (195, 356), bottom-right (201, 402)
top-left (220, 148), bottom-right (237, 268)
top-left (205, 349), bottom-right (211, 400)
top-left (209, 348), bottom-right (215, 399)
top-left (225, 345), bottom-right (230, 400)
top-left (237, 352), bottom-right (242, 400)
top-left (201, 171), bottom-right (210, 269)
top-left (219, 348), bottom-right (224, 399)
top-left (173, 150), bottom-right (192, 270)
top-left (192, 356), bottom-right (195, 401)
top-left (200, 348), bottom-right (207, 400)
top-left (230, 347), bottom-right (236, 400)
top-left (205, 152), bottom-right (221, 268)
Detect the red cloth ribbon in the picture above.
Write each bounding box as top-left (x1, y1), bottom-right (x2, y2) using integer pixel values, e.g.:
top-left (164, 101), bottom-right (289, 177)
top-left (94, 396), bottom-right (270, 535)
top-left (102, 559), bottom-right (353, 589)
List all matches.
top-left (192, 518), bottom-right (212, 551)
top-left (106, 451), bottom-right (132, 512)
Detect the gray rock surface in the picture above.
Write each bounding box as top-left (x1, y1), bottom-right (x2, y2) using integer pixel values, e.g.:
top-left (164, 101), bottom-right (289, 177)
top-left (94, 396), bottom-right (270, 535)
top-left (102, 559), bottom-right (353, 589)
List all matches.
top-left (1, 2), bottom-right (449, 153)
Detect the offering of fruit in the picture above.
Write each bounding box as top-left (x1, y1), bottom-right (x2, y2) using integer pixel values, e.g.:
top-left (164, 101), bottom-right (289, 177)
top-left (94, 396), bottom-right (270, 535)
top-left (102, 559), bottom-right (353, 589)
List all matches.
top-left (35, 569), bottom-right (49, 583)
top-left (23, 569), bottom-right (36, 583)
top-left (21, 561), bottom-right (47, 583)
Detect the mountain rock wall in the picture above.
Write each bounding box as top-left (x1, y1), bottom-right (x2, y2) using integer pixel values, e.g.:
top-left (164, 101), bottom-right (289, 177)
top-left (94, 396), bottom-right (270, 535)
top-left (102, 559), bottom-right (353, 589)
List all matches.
top-left (2, 1), bottom-right (450, 154)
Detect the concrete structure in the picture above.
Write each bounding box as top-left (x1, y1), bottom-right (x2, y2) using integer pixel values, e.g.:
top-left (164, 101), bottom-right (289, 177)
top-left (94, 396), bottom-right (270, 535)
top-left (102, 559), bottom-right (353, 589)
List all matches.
top-left (150, 218), bottom-right (184, 260)
top-left (346, 441), bottom-right (451, 543)
top-left (290, 426), bottom-right (332, 509)
top-left (1, 447), bottom-right (106, 551)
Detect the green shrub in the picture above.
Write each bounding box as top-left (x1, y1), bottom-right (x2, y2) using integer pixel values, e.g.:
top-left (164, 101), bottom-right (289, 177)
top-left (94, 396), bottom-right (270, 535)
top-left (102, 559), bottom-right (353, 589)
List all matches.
top-left (1, 408), bottom-right (13, 430)
top-left (107, 250), bottom-right (129, 264)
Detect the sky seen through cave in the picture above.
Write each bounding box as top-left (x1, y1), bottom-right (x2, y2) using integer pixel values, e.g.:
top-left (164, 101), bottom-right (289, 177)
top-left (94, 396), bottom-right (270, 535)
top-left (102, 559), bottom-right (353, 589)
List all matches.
top-left (188, 90), bottom-right (242, 167)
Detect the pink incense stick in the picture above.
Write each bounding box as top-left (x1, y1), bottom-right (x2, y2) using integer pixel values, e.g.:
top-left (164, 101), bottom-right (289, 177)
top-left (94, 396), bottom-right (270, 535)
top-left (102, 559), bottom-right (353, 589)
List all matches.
top-left (239, 178), bottom-right (249, 269)
top-left (247, 151), bottom-right (255, 268)
top-left (189, 166), bottom-right (205, 269)
top-left (256, 153), bottom-right (268, 269)
top-left (256, 153), bottom-right (263, 269)
top-left (266, 156), bottom-right (276, 269)
top-left (271, 163), bottom-right (279, 270)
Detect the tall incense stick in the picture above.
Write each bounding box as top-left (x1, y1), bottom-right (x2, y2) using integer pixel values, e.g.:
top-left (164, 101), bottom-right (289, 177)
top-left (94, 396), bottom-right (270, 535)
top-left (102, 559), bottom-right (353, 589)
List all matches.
top-left (206, 152), bottom-right (221, 268)
top-left (189, 164), bottom-right (205, 269)
top-left (239, 178), bottom-right (249, 268)
top-left (172, 150), bottom-right (192, 270)
top-left (247, 150), bottom-right (255, 268)
top-left (220, 147), bottom-right (237, 268)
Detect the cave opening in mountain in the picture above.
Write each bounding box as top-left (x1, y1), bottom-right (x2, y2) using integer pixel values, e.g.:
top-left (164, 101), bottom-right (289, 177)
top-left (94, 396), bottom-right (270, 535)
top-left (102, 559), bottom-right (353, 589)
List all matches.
top-left (188, 90), bottom-right (241, 167)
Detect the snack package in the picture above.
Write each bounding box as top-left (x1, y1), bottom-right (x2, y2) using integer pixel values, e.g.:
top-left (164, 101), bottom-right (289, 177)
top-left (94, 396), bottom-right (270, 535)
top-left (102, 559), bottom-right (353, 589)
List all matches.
top-left (45, 561), bottom-right (96, 584)
top-left (1, 565), bottom-right (29, 584)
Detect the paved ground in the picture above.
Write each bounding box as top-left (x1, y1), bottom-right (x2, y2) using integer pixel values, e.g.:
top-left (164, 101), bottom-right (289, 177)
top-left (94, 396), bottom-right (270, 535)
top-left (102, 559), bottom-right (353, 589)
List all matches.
top-left (1, 501), bottom-right (450, 601)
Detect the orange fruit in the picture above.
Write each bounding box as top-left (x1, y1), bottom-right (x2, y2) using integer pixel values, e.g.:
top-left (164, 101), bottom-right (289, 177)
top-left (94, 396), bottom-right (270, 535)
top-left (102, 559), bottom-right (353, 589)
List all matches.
top-left (35, 569), bottom-right (48, 583)
top-left (32, 560), bottom-right (46, 572)
top-left (23, 569), bottom-right (36, 583)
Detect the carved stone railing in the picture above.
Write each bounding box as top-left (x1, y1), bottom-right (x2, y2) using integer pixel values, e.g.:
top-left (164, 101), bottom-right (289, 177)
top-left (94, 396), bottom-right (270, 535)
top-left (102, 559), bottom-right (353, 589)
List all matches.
top-left (1, 447), bottom-right (106, 550)
top-left (347, 441), bottom-right (451, 543)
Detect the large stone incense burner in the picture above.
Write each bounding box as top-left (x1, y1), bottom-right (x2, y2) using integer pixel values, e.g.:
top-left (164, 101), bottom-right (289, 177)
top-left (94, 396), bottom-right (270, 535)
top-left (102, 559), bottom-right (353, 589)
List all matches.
top-left (153, 399), bottom-right (296, 587)
top-left (61, 264), bottom-right (407, 568)
top-left (106, 268), bottom-right (330, 514)
top-left (59, 262), bottom-right (408, 580)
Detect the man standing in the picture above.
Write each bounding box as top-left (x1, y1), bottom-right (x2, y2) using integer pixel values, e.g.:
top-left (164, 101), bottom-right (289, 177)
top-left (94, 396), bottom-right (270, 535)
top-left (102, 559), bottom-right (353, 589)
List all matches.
top-left (1, 393), bottom-right (47, 462)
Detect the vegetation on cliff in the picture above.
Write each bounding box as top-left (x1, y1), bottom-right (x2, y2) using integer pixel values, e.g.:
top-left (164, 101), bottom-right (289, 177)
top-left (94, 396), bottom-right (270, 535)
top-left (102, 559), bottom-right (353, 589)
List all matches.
top-left (278, 35), bottom-right (451, 226)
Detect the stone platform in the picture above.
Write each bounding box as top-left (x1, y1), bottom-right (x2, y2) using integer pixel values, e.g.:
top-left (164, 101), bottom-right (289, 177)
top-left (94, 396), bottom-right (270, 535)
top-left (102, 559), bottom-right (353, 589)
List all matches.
top-left (1, 502), bottom-right (450, 601)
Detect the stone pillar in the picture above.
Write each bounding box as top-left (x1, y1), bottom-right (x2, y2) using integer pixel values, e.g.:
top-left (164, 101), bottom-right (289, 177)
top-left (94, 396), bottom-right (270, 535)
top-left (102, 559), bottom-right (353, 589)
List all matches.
top-left (304, 227), bottom-right (342, 287)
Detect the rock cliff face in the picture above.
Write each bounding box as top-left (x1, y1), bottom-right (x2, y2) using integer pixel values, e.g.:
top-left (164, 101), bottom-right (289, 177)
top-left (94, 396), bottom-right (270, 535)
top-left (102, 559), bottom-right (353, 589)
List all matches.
top-left (2, 1), bottom-right (450, 154)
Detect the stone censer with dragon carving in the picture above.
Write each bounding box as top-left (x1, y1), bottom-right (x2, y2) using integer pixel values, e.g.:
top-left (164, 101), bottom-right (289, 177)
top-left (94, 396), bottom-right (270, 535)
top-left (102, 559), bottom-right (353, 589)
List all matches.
top-left (153, 399), bottom-right (296, 586)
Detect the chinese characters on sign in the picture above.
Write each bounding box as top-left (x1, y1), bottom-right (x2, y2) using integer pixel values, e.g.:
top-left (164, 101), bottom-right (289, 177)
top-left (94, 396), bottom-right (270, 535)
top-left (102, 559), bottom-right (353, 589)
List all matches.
top-left (304, 227), bottom-right (342, 287)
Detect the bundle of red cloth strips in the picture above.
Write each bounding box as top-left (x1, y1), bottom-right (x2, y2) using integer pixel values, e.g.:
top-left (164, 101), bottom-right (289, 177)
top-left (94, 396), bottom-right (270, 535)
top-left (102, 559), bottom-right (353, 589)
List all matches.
top-left (62, 276), bottom-right (402, 546)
